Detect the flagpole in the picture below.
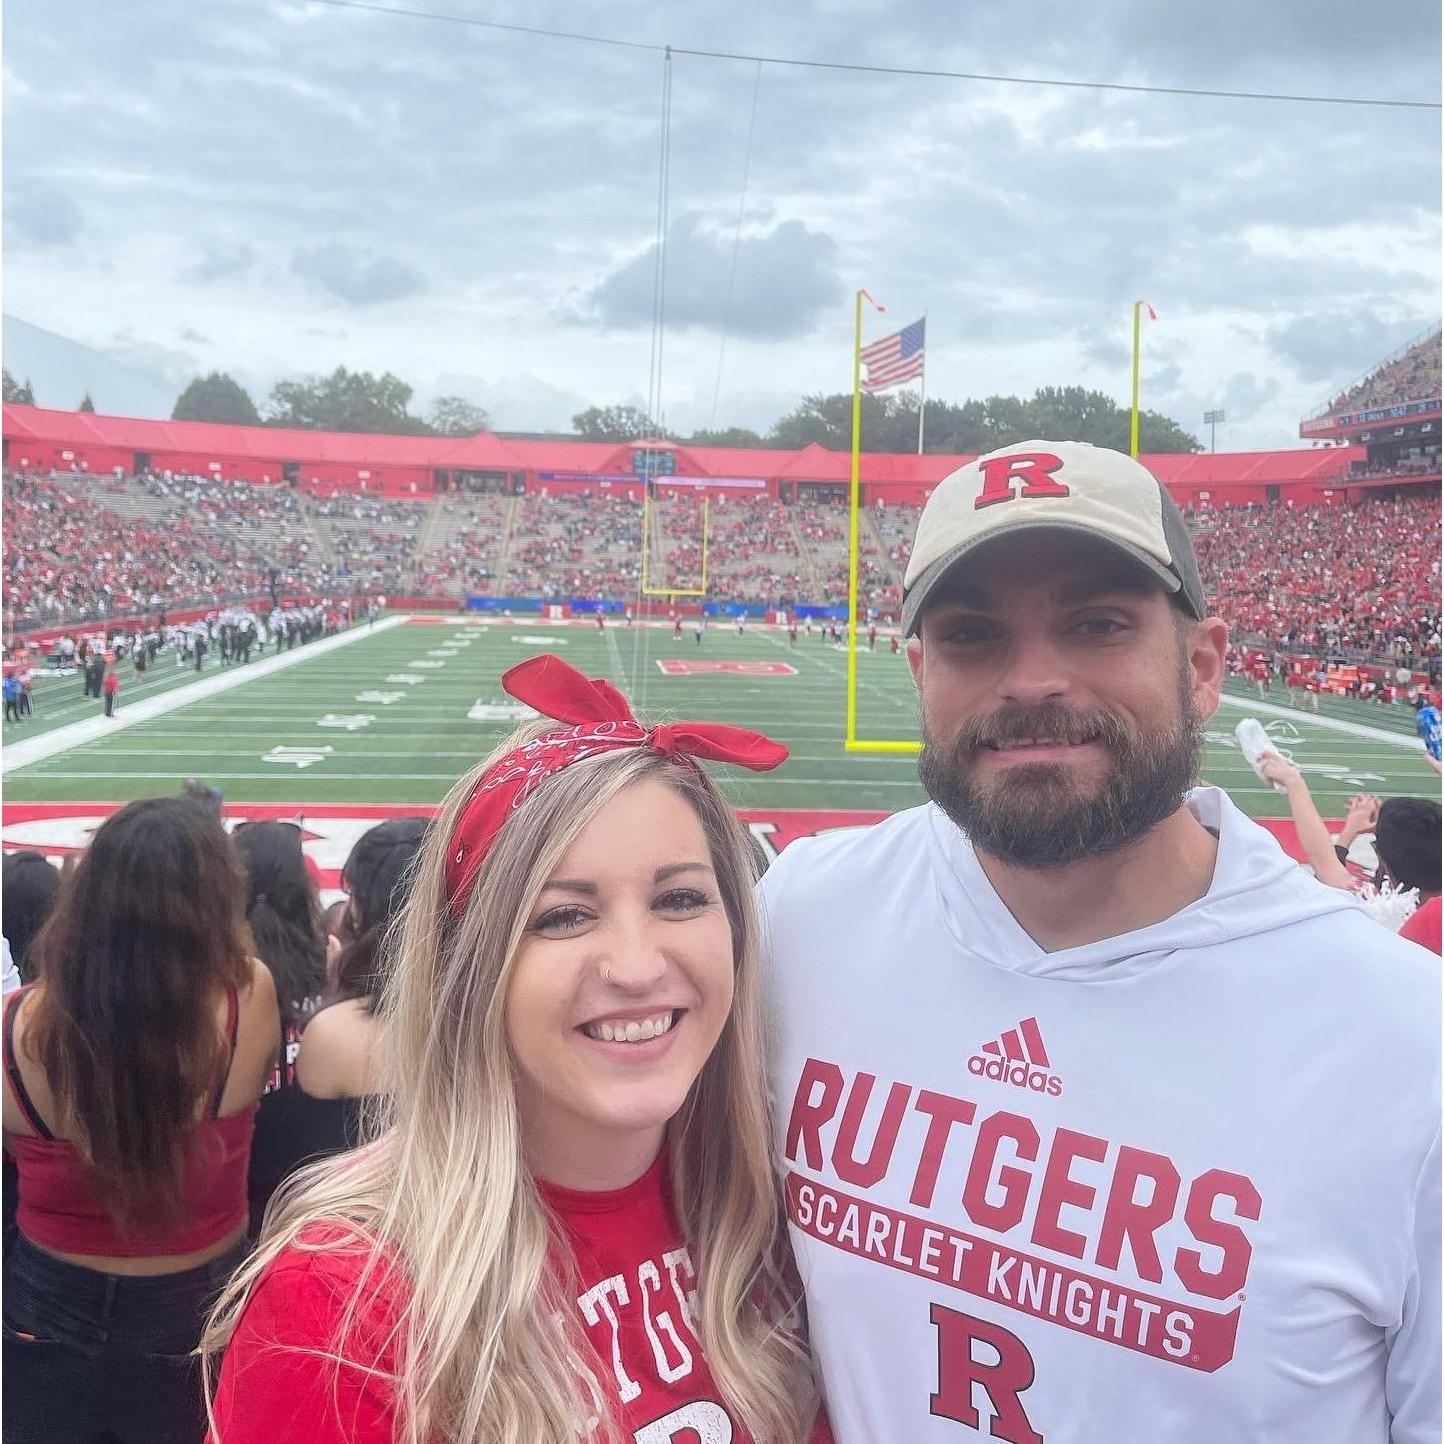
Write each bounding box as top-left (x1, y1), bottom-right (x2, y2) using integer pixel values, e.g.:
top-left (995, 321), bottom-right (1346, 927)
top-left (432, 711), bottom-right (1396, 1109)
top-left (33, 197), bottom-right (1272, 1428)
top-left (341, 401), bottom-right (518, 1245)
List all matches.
top-left (916, 314), bottom-right (927, 455)
top-left (1130, 300), bottom-right (1142, 459)
top-left (846, 289), bottom-right (864, 748)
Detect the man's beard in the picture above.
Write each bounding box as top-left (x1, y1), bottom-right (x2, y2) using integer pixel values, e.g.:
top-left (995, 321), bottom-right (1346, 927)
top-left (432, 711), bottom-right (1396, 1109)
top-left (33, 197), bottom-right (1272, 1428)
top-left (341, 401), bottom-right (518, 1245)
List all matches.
top-left (918, 669), bottom-right (1202, 870)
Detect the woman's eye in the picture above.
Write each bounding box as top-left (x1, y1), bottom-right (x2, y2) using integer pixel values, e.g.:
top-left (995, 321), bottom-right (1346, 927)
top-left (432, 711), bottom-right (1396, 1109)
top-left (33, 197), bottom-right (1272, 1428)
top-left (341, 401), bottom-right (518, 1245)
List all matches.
top-left (657, 888), bottom-right (711, 913)
top-left (533, 906), bottom-right (591, 934)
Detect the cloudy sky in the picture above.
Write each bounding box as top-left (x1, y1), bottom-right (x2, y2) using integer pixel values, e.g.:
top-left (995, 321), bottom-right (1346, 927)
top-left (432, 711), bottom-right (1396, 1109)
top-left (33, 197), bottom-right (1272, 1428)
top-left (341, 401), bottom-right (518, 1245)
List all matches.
top-left (4, 0), bottom-right (1439, 447)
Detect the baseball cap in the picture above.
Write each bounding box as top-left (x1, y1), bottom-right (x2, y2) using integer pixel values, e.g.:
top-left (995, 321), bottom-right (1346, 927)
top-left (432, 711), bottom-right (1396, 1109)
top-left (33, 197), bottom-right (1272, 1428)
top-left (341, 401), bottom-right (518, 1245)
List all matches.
top-left (902, 440), bottom-right (1207, 636)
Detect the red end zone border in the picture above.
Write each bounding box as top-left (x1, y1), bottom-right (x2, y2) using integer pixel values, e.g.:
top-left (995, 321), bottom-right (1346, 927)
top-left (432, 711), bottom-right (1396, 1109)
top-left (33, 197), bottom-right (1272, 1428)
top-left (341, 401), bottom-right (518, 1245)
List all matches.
top-left (2, 802), bottom-right (1318, 892)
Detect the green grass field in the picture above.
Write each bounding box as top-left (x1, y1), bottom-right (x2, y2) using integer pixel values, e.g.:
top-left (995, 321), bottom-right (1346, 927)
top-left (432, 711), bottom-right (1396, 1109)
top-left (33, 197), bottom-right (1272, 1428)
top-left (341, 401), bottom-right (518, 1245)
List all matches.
top-left (2, 616), bottom-right (1433, 817)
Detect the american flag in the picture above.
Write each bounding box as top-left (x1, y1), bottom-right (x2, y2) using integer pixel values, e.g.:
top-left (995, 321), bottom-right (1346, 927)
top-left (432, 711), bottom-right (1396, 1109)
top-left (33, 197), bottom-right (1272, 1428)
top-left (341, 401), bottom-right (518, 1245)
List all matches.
top-left (861, 317), bottom-right (925, 392)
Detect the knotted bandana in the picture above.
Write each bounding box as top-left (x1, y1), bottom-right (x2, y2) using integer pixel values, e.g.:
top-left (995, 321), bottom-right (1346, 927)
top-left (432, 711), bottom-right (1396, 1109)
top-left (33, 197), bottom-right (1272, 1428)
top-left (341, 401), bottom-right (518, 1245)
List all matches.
top-left (444, 653), bottom-right (788, 910)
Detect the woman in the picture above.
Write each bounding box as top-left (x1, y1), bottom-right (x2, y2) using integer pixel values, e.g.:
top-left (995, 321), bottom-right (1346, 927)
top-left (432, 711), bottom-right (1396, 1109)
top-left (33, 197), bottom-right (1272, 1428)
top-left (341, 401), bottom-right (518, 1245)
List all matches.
top-left (247, 818), bottom-right (427, 1231)
top-left (233, 819), bottom-right (328, 1029)
top-left (297, 815), bottom-right (428, 1108)
top-left (1, 850), bottom-right (61, 986)
top-left (206, 655), bottom-right (825, 1443)
top-left (235, 818), bottom-right (332, 1234)
top-left (2, 797), bottom-right (279, 1444)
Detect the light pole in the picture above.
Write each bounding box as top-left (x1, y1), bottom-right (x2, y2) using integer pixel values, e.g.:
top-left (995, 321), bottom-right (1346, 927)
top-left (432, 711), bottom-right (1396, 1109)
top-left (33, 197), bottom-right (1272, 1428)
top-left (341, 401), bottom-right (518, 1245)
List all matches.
top-left (1203, 409), bottom-right (1226, 454)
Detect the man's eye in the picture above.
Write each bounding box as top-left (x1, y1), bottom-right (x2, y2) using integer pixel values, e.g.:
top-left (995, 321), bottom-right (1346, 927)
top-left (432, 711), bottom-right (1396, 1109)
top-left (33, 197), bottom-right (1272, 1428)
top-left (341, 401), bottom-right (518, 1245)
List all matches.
top-left (1076, 617), bottom-right (1127, 637)
top-left (533, 906), bottom-right (591, 934)
top-left (943, 621), bottom-right (997, 645)
top-left (657, 888), bottom-right (711, 913)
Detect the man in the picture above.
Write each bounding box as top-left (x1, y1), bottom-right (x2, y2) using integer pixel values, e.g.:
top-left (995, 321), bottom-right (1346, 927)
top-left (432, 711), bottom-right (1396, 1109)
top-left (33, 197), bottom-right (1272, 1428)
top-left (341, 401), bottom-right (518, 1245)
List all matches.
top-left (1414, 694), bottom-right (1441, 774)
top-left (760, 441), bottom-right (1438, 1443)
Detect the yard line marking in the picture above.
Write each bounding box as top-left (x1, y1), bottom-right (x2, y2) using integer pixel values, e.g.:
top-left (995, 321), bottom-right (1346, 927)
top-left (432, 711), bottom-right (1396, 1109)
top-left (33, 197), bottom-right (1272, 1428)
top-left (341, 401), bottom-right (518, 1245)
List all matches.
top-left (2, 616), bottom-right (408, 774)
top-left (1214, 693), bottom-right (1425, 750)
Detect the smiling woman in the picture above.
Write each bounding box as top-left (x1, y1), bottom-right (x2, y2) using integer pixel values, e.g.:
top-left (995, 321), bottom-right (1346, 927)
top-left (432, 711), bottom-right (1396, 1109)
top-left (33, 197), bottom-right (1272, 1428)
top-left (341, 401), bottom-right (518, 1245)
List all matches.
top-left (202, 656), bottom-right (828, 1444)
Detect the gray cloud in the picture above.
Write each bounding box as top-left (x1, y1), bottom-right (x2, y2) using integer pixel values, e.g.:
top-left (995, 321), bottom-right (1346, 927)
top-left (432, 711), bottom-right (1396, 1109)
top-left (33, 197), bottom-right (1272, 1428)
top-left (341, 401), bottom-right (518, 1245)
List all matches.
top-left (291, 244), bottom-right (427, 306)
top-left (581, 216), bottom-right (842, 338)
top-left (184, 242), bottom-right (257, 284)
top-left (1268, 313), bottom-right (1436, 385)
top-left (4, 185), bottom-right (84, 250)
top-left (0, 0), bottom-right (1436, 444)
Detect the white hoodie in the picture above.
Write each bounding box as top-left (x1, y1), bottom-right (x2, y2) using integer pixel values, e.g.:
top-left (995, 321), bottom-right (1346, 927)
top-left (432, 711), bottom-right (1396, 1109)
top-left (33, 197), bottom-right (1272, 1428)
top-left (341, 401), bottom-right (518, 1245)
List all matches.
top-left (760, 788), bottom-right (1439, 1444)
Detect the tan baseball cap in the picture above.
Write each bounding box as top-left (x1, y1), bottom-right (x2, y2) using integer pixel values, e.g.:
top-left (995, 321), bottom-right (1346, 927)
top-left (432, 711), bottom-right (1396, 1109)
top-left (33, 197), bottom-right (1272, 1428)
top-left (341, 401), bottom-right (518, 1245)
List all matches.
top-left (902, 440), bottom-right (1207, 636)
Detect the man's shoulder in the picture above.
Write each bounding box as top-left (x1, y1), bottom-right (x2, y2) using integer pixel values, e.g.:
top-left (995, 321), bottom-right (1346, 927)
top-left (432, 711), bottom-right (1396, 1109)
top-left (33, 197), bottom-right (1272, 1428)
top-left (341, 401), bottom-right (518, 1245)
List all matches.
top-left (760, 804), bottom-right (936, 902)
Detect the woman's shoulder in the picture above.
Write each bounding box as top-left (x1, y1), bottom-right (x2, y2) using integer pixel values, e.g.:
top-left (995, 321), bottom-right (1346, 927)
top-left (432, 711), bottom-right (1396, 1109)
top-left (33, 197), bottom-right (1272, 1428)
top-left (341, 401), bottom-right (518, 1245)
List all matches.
top-left (245, 1224), bottom-right (407, 1341)
top-left (296, 1000), bottom-right (380, 1098)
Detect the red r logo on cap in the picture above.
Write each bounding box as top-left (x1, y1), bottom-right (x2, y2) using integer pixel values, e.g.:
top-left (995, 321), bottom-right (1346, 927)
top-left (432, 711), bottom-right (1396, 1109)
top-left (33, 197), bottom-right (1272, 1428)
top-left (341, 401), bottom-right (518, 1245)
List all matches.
top-left (974, 452), bottom-right (1070, 509)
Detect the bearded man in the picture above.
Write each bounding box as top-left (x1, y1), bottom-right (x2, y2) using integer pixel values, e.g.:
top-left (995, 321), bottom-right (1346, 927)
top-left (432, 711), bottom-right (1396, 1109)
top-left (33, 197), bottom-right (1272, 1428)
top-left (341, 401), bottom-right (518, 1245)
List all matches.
top-left (760, 442), bottom-right (1438, 1444)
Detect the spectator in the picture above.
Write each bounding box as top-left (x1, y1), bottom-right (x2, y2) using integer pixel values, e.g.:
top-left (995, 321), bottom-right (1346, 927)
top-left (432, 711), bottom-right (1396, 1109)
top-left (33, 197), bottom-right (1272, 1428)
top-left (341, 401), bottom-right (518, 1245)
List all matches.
top-left (2, 851), bottom-right (61, 987)
top-left (1258, 753), bottom-right (1442, 942)
top-left (246, 818), bottom-right (426, 1234)
top-left (2, 797), bottom-right (279, 1444)
top-left (232, 821), bottom-right (327, 1028)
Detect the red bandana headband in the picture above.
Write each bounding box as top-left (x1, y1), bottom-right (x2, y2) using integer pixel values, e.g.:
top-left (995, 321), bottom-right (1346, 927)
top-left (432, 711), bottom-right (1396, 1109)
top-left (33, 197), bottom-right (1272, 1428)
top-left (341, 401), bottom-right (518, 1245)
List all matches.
top-left (444, 653), bottom-right (788, 911)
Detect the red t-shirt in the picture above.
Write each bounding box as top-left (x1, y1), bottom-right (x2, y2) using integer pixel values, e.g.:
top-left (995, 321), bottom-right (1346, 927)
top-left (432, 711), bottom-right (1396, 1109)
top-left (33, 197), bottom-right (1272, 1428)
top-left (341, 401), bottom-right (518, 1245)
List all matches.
top-left (210, 1152), bottom-right (830, 1443)
top-left (102, 672), bottom-right (119, 694)
top-left (1399, 895), bottom-right (1442, 955)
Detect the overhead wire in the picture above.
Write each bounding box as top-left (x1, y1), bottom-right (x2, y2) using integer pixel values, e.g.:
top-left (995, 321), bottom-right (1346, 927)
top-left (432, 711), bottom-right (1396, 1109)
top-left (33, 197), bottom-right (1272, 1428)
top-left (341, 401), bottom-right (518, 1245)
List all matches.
top-left (708, 60), bottom-right (764, 434)
top-left (300, 0), bottom-right (1440, 110)
top-left (632, 46), bottom-right (674, 709)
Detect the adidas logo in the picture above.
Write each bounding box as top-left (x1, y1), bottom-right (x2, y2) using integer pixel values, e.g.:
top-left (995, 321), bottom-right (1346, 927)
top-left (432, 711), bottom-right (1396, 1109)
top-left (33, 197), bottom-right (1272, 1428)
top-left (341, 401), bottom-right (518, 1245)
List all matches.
top-left (967, 1016), bottom-right (1064, 1097)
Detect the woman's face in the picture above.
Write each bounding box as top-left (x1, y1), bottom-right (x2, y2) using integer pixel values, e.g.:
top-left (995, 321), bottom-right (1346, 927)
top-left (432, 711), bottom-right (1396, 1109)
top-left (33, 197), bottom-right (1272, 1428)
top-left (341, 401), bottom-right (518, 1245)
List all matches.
top-left (506, 778), bottom-right (736, 1188)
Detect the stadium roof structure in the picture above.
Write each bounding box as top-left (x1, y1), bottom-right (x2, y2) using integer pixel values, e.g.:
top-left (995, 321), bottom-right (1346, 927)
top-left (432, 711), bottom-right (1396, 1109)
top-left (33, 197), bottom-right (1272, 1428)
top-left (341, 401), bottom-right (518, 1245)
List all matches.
top-left (4, 403), bottom-right (1366, 497)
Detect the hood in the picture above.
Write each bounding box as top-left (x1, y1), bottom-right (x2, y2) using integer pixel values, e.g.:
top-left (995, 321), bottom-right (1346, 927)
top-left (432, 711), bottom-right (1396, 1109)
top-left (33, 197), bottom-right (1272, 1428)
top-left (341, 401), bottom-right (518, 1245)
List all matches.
top-left (928, 786), bottom-right (1362, 983)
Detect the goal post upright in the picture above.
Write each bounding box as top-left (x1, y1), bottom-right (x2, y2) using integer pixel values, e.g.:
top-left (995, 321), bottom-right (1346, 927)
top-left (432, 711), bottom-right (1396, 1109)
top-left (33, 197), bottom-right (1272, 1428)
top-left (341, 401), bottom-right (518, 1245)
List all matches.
top-left (844, 288), bottom-right (921, 756)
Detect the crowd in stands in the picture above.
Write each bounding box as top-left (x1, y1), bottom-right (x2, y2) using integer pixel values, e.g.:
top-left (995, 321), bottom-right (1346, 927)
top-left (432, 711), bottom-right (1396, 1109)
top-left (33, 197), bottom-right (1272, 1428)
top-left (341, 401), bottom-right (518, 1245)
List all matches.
top-left (505, 490), bottom-right (643, 600)
top-left (3, 473), bottom-right (269, 625)
top-left (1348, 451), bottom-right (1441, 481)
top-left (1323, 330), bottom-right (1442, 416)
top-left (1188, 495), bottom-right (1441, 666)
top-left (4, 466), bottom-right (1440, 669)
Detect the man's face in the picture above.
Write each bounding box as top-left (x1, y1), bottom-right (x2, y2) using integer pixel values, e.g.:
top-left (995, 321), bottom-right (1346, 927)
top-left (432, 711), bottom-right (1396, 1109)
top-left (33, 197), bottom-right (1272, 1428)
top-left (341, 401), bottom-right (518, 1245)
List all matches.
top-left (908, 532), bottom-right (1227, 869)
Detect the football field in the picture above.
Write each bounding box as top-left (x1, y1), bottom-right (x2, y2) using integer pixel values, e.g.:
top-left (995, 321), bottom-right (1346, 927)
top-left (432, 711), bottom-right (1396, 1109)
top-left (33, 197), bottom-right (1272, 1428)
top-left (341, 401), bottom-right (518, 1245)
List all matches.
top-left (1, 615), bottom-right (1432, 820)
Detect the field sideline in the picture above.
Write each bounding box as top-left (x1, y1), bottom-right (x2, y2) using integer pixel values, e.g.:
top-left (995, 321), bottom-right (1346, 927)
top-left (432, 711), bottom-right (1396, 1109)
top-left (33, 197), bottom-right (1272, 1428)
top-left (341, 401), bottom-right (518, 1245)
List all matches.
top-left (1, 616), bottom-right (1430, 821)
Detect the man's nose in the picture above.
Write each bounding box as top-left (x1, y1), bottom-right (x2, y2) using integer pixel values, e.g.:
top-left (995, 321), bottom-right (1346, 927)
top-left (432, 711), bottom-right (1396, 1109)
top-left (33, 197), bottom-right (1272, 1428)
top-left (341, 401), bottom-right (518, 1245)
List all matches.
top-left (995, 632), bottom-right (1070, 706)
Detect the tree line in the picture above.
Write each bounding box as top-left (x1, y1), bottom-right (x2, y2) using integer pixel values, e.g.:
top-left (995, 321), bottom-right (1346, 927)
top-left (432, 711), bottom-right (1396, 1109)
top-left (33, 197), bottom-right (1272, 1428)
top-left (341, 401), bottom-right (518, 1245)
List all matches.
top-left (3, 366), bottom-right (1202, 453)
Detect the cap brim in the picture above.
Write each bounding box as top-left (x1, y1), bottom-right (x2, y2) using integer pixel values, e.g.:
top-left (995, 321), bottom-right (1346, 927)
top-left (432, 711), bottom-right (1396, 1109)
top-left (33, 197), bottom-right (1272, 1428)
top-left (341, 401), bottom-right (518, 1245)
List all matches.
top-left (901, 521), bottom-right (1186, 637)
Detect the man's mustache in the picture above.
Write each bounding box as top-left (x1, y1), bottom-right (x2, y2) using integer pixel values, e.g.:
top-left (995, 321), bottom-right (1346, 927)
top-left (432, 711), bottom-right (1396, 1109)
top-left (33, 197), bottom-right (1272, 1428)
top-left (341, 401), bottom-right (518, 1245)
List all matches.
top-left (952, 704), bottom-right (1130, 756)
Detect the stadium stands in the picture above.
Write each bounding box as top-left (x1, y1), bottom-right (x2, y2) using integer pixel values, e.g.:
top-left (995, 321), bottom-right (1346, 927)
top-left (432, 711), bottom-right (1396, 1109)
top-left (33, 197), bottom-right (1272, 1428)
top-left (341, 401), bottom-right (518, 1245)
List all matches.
top-left (6, 464), bottom-right (1436, 671)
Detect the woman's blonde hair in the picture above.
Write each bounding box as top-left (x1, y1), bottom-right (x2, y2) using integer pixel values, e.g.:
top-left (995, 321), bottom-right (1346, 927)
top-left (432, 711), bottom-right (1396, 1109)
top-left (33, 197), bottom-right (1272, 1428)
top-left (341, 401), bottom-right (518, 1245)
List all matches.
top-left (203, 719), bottom-right (817, 1442)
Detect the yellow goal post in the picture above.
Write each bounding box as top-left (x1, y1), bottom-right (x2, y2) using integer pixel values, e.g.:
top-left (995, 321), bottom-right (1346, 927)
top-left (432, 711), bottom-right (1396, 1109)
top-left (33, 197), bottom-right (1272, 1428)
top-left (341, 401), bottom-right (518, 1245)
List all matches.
top-left (845, 287), bottom-right (920, 754)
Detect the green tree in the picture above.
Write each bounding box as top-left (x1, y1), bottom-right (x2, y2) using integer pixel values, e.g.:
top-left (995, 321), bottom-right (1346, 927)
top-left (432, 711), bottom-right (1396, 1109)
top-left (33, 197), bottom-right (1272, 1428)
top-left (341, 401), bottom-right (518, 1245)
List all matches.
top-left (427, 395), bottom-right (490, 437)
top-left (265, 367), bottom-right (432, 433)
top-left (764, 387), bottom-right (1201, 454)
top-left (684, 426), bottom-right (766, 448)
top-left (2, 371), bottom-right (35, 405)
top-left (571, 405), bottom-right (663, 442)
top-left (172, 372), bottom-right (261, 425)
top-left (78, 392), bottom-right (96, 413)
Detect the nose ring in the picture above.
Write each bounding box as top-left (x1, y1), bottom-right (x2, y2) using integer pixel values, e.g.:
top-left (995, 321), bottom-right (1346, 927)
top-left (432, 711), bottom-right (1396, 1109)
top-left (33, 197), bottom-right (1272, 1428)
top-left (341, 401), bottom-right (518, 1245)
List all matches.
top-left (602, 963), bottom-right (612, 984)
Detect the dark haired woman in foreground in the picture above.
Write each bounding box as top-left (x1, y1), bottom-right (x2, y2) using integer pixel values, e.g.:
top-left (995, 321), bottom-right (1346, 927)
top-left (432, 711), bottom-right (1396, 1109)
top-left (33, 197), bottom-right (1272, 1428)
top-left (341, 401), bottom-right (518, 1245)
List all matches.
top-left (3, 797), bottom-right (278, 1444)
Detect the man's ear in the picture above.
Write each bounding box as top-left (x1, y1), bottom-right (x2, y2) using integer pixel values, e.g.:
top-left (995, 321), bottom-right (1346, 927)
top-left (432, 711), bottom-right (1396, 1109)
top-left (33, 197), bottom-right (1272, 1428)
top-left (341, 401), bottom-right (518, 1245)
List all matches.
top-left (1186, 616), bottom-right (1229, 722)
top-left (907, 635), bottom-right (924, 693)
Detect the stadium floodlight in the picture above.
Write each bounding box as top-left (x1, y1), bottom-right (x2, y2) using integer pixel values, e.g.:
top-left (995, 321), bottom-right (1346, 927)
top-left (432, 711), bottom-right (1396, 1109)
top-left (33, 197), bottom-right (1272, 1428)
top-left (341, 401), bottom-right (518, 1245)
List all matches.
top-left (1204, 409), bottom-right (1227, 453)
top-left (640, 494), bottom-right (710, 598)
